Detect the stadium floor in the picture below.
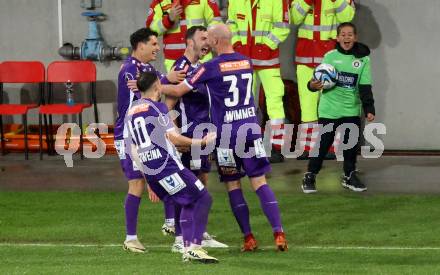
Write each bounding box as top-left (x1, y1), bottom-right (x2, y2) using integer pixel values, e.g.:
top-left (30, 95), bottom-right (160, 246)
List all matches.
top-left (1, 153), bottom-right (439, 193)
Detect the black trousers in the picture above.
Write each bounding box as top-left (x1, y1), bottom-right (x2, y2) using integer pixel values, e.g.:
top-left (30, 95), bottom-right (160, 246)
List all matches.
top-left (307, 116), bottom-right (361, 176)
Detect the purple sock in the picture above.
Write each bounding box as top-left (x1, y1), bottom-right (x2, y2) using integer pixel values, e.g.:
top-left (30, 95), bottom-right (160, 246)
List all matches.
top-left (180, 204), bottom-right (194, 247)
top-left (163, 196), bottom-right (175, 223)
top-left (256, 184), bottom-right (283, 233)
top-left (125, 193), bottom-right (141, 235)
top-left (191, 192), bottom-right (212, 245)
top-left (174, 203), bottom-right (182, 236)
top-left (228, 189), bottom-right (252, 236)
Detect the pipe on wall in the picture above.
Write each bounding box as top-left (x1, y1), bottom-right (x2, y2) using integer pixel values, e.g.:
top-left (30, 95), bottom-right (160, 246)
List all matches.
top-left (58, 0), bottom-right (63, 48)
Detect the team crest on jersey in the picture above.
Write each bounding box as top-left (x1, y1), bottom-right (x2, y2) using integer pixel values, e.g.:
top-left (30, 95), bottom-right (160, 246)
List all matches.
top-left (219, 60), bottom-right (251, 72)
top-left (147, 8), bottom-right (153, 17)
top-left (158, 113), bottom-right (170, 127)
top-left (352, 60), bottom-right (361, 69)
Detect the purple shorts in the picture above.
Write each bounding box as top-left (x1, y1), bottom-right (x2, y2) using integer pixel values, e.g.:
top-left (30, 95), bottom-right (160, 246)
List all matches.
top-left (147, 168), bottom-right (207, 206)
top-left (114, 139), bottom-right (143, 181)
top-left (180, 152), bottom-right (211, 176)
top-left (215, 138), bottom-right (271, 182)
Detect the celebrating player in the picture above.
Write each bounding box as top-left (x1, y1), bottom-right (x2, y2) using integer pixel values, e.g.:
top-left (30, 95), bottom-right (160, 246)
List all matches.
top-left (161, 24), bottom-right (288, 252)
top-left (126, 71), bottom-right (218, 263)
top-left (164, 25), bottom-right (228, 252)
top-left (115, 27), bottom-right (184, 253)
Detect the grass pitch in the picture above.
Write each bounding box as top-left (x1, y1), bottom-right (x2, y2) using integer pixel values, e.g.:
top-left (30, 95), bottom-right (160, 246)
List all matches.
top-left (2, 188), bottom-right (440, 274)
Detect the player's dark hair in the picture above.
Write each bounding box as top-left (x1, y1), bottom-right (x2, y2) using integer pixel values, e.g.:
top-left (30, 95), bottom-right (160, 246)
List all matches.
top-left (337, 22), bottom-right (357, 35)
top-left (185, 25), bottom-right (207, 44)
top-left (130, 28), bottom-right (158, 50)
top-left (137, 72), bottom-right (159, 93)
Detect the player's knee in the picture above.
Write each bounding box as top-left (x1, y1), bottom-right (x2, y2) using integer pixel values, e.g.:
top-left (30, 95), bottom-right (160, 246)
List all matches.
top-left (226, 180), bottom-right (241, 191)
top-left (250, 175), bottom-right (267, 191)
top-left (128, 179), bottom-right (145, 196)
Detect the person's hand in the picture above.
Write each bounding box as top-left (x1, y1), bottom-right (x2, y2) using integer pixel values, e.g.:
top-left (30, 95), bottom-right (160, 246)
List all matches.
top-left (310, 79), bottom-right (323, 90)
top-left (366, 113), bottom-right (375, 122)
top-left (127, 79), bottom-right (138, 92)
top-left (169, 5), bottom-right (183, 22)
top-left (201, 132), bottom-right (217, 146)
top-left (166, 67), bottom-right (186, 83)
top-left (147, 185), bottom-right (160, 203)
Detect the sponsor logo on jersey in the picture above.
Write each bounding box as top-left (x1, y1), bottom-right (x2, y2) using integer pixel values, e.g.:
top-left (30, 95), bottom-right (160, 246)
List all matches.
top-left (147, 8), bottom-right (153, 17)
top-left (128, 103), bottom-right (150, 116)
top-left (352, 60), bottom-right (361, 69)
top-left (336, 72), bottom-right (358, 89)
top-left (219, 60), bottom-right (251, 72)
top-left (190, 66), bottom-right (206, 83)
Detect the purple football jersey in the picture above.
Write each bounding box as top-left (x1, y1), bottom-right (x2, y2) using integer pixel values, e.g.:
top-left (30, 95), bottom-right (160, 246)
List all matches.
top-left (172, 56), bottom-right (210, 136)
top-left (184, 53), bottom-right (260, 144)
top-left (114, 56), bottom-right (165, 140)
top-left (125, 98), bottom-right (187, 183)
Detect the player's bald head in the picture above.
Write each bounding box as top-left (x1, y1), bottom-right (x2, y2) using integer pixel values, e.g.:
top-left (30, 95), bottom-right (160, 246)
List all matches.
top-left (208, 24), bottom-right (232, 42)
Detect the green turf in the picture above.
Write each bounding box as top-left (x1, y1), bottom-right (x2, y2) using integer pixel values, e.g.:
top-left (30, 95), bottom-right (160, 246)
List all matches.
top-left (1, 190), bottom-right (440, 274)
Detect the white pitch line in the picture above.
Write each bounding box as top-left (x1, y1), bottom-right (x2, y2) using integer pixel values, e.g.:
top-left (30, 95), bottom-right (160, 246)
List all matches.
top-left (1, 243), bottom-right (440, 251)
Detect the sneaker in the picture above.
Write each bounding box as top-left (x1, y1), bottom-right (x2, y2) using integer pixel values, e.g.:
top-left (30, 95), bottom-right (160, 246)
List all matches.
top-left (269, 148), bottom-right (285, 163)
top-left (201, 232), bottom-right (229, 248)
top-left (182, 247), bottom-right (219, 264)
top-left (296, 151), bottom-right (309, 160)
top-left (171, 239), bottom-right (184, 253)
top-left (302, 172), bottom-right (317, 194)
top-left (123, 239), bottom-right (146, 253)
top-left (274, 232), bottom-right (288, 252)
top-left (161, 223), bottom-right (175, 236)
top-left (241, 233), bottom-right (258, 252)
top-left (341, 171), bottom-right (367, 192)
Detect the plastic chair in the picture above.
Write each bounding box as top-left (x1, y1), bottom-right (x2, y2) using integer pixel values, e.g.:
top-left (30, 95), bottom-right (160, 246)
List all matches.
top-left (39, 61), bottom-right (98, 160)
top-left (0, 61), bottom-right (45, 159)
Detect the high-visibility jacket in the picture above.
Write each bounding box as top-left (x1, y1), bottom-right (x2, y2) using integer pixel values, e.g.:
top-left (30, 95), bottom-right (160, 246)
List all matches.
top-left (146, 0), bottom-right (222, 60)
top-left (227, 0), bottom-right (291, 69)
top-left (291, 0), bottom-right (355, 67)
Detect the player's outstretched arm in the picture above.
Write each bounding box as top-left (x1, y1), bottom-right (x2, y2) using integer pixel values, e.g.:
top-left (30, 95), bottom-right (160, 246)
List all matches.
top-left (161, 81), bottom-right (191, 97)
top-left (167, 130), bottom-right (216, 147)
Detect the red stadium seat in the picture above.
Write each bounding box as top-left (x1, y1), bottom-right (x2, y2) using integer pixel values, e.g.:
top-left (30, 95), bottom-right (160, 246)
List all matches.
top-left (39, 61), bottom-right (98, 160)
top-left (0, 61), bottom-right (45, 159)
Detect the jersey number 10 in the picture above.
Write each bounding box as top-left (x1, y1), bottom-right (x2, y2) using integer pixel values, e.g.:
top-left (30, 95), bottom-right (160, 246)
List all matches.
top-left (128, 116), bottom-right (152, 149)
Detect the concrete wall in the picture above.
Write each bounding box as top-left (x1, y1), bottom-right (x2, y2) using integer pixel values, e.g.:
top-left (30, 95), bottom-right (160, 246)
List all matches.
top-left (1, 0), bottom-right (439, 150)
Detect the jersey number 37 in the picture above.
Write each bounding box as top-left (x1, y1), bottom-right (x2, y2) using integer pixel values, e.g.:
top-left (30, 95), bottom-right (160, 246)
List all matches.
top-left (223, 73), bottom-right (252, 108)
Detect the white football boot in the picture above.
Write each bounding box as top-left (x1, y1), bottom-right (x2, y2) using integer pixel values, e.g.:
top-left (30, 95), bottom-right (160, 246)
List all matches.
top-left (201, 232), bottom-right (228, 248)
